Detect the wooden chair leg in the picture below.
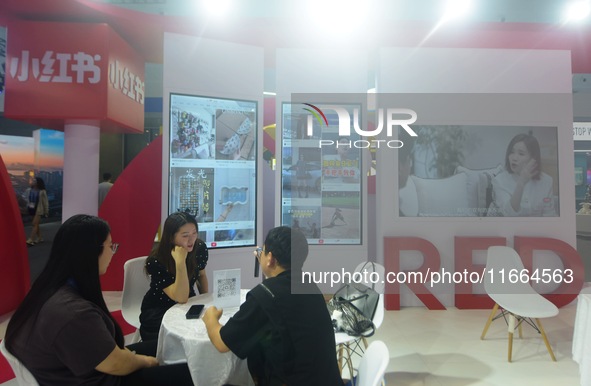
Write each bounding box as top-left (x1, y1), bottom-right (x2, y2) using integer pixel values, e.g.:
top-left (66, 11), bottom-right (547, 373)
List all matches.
top-left (536, 318), bottom-right (556, 362)
top-left (518, 319), bottom-right (523, 339)
top-left (507, 314), bottom-right (516, 362)
top-left (481, 303), bottom-right (499, 339)
top-left (508, 331), bottom-right (513, 362)
top-left (337, 344), bottom-right (344, 374)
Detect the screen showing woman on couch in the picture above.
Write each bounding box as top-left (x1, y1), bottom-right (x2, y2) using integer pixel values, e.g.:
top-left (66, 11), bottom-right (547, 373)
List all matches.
top-left (398, 125), bottom-right (559, 218)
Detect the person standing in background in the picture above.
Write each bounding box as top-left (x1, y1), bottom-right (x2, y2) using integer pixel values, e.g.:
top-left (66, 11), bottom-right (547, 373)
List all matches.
top-left (99, 173), bottom-right (114, 207)
top-left (25, 177), bottom-right (49, 246)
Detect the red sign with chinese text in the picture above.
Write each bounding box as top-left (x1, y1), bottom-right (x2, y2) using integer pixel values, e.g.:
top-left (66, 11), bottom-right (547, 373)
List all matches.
top-left (5, 21), bottom-right (144, 133)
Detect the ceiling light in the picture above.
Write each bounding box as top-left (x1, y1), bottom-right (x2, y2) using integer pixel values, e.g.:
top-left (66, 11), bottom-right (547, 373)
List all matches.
top-left (309, 0), bottom-right (369, 36)
top-left (441, 0), bottom-right (473, 23)
top-left (564, 1), bottom-right (591, 22)
top-left (203, 0), bottom-right (231, 17)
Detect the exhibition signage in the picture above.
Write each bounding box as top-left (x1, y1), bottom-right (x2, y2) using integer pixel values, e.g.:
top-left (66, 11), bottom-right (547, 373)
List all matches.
top-left (5, 21), bottom-right (145, 133)
top-left (383, 236), bottom-right (584, 310)
top-left (304, 103), bottom-right (418, 139)
top-left (573, 122), bottom-right (591, 141)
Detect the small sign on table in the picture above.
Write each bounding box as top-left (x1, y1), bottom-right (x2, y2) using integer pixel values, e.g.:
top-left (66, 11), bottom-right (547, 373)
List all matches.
top-left (213, 269), bottom-right (241, 308)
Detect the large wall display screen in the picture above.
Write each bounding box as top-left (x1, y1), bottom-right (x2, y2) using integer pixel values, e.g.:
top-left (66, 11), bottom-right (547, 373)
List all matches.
top-left (398, 125), bottom-right (559, 217)
top-left (169, 93), bottom-right (257, 248)
top-left (281, 103), bottom-right (362, 245)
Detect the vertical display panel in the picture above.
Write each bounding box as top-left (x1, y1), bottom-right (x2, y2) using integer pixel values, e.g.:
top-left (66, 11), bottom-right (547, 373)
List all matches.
top-left (280, 103), bottom-right (362, 245)
top-left (169, 93), bottom-right (257, 248)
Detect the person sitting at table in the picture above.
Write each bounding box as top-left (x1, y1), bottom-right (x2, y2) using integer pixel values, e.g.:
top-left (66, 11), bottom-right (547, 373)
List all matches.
top-left (4, 214), bottom-right (194, 386)
top-left (140, 212), bottom-right (209, 341)
top-left (203, 226), bottom-right (342, 386)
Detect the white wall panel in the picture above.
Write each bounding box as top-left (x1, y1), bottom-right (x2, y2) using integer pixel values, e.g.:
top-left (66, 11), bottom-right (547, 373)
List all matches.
top-left (377, 47), bottom-right (574, 307)
top-left (275, 48), bottom-right (371, 293)
top-left (163, 33), bottom-right (264, 289)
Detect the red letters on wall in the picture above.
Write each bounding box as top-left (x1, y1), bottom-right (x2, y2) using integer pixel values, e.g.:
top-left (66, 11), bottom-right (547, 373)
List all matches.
top-left (384, 236), bottom-right (584, 310)
top-left (514, 237), bottom-right (584, 308)
top-left (454, 237), bottom-right (507, 309)
top-left (384, 237), bottom-right (446, 310)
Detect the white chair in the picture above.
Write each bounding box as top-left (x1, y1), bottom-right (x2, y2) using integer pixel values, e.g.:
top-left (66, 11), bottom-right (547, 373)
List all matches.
top-left (356, 340), bottom-right (389, 386)
top-left (0, 339), bottom-right (40, 386)
top-left (336, 261), bottom-right (385, 378)
top-left (122, 256), bottom-right (150, 343)
top-left (480, 246), bottom-right (558, 362)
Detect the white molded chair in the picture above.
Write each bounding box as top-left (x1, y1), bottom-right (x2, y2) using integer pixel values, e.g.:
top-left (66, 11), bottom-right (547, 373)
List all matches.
top-left (336, 261), bottom-right (385, 378)
top-left (0, 339), bottom-right (40, 386)
top-left (480, 246), bottom-right (558, 362)
top-left (122, 256), bottom-right (150, 343)
top-left (356, 340), bottom-right (389, 386)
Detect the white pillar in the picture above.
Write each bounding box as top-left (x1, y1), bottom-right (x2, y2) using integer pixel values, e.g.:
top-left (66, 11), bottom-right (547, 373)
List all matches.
top-left (62, 120), bottom-right (101, 221)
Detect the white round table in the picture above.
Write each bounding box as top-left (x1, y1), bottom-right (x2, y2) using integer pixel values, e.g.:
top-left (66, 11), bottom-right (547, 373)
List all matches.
top-left (156, 291), bottom-right (254, 386)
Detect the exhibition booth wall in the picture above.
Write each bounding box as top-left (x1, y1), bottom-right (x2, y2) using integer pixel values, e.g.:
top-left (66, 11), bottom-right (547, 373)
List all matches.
top-left (0, 28), bottom-right (586, 312)
top-left (162, 33), bottom-right (265, 290)
top-left (159, 36), bottom-right (583, 308)
top-left (376, 48), bottom-right (580, 309)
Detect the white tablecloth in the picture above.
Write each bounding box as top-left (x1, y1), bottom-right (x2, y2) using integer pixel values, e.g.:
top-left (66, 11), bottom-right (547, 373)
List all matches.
top-left (573, 289), bottom-right (591, 386)
top-left (156, 290), bottom-right (254, 386)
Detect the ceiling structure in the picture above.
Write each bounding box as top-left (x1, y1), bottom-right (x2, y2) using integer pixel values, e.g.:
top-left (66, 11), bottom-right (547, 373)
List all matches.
top-left (99, 0), bottom-right (584, 24)
top-left (1, 0), bottom-right (591, 93)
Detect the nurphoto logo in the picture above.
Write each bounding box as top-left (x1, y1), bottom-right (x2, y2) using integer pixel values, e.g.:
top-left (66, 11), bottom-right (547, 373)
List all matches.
top-left (303, 103), bottom-right (419, 149)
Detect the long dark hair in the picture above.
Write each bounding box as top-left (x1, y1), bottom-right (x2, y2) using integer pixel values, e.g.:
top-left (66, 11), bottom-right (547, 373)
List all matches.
top-left (147, 212), bottom-right (199, 277)
top-left (504, 133), bottom-right (542, 180)
top-left (5, 215), bottom-right (124, 353)
top-left (35, 177), bottom-right (46, 190)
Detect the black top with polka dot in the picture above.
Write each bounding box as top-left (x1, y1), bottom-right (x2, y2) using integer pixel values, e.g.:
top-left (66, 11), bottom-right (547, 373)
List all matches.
top-left (139, 240), bottom-right (208, 338)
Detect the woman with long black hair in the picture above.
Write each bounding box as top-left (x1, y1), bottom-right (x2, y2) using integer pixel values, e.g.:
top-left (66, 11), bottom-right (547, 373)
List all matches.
top-left (5, 214), bottom-right (193, 386)
top-left (139, 212), bottom-right (208, 341)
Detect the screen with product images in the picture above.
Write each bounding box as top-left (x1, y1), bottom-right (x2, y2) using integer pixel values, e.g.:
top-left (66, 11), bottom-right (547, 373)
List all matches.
top-left (168, 93), bottom-right (257, 248)
top-left (280, 102), bottom-right (362, 245)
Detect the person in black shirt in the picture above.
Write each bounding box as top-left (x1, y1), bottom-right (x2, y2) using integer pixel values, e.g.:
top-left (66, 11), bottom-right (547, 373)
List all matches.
top-left (140, 212), bottom-right (208, 341)
top-left (204, 226), bottom-right (342, 386)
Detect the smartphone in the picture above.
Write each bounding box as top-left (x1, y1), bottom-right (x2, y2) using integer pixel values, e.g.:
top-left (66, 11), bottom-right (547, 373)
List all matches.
top-left (185, 304), bottom-right (205, 319)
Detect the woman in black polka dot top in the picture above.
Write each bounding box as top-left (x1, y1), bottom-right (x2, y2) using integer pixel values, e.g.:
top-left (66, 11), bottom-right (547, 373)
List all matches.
top-left (139, 212), bottom-right (208, 341)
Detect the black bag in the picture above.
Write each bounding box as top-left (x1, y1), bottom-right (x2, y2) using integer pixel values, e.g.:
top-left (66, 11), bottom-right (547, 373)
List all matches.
top-left (328, 262), bottom-right (380, 337)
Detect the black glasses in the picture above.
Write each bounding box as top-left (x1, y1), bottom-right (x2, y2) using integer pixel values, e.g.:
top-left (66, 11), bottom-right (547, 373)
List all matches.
top-left (103, 243), bottom-right (119, 254)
